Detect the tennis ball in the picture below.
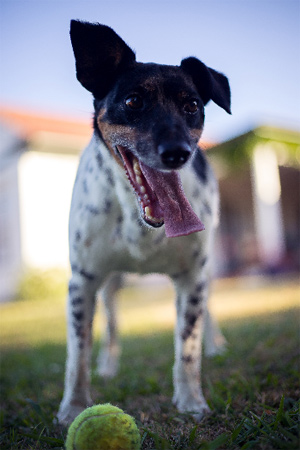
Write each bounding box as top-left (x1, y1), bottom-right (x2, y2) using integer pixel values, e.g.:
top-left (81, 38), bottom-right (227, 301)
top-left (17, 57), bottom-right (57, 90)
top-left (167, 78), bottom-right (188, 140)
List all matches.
top-left (65, 403), bottom-right (141, 450)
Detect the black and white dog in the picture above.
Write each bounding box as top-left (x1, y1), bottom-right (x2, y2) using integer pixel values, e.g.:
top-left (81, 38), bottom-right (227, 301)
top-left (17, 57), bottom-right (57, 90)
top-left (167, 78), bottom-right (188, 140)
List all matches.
top-left (58, 20), bottom-right (231, 425)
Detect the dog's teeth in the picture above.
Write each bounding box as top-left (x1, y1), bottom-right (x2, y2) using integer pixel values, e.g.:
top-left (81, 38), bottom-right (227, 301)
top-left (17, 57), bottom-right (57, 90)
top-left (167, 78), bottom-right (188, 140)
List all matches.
top-left (133, 160), bottom-right (141, 175)
top-left (144, 206), bottom-right (163, 223)
top-left (136, 176), bottom-right (143, 185)
top-left (145, 206), bottom-right (151, 217)
top-left (131, 158), bottom-right (162, 224)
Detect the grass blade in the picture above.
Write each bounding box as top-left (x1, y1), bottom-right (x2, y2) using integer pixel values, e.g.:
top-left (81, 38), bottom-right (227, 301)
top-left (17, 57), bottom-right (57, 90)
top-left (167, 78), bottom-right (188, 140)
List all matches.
top-left (273, 395), bottom-right (285, 430)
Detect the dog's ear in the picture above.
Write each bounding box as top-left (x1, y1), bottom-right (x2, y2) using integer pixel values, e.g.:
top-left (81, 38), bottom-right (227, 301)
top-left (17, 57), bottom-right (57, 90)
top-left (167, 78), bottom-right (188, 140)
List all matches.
top-left (180, 57), bottom-right (231, 114)
top-left (70, 20), bottom-right (136, 99)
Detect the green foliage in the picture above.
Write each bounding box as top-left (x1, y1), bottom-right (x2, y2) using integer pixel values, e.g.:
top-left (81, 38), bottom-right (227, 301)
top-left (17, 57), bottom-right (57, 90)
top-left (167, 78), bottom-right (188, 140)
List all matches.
top-left (227, 397), bottom-right (300, 449)
top-left (15, 268), bottom-right (68, 301)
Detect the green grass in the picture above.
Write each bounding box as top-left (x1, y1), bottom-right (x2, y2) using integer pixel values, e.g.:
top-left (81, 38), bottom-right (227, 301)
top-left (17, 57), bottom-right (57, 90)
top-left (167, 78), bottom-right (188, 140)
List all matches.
top-left (0, 276), bottom-right (299, 449)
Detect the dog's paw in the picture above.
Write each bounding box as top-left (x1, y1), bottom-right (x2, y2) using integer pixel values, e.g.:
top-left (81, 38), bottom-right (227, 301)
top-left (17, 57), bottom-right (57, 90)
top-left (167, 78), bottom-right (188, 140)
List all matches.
top-left (191, 404), bottom-right (211, 422)
top-left (57, 402), bottom-right (89, 426)
top-left (173, 394), bottom-right (211, 422)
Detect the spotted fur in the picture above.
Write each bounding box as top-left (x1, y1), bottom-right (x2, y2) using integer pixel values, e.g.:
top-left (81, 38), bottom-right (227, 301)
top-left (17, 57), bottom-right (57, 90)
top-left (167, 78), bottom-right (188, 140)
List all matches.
top-left (57, 20), bottom-right (230, 425)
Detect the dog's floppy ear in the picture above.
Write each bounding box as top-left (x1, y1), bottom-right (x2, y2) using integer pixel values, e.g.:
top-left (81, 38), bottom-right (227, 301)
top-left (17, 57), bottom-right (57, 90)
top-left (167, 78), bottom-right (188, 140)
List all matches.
top-left (70, 20), bottom-right (136, 99)
top-left (180, 57), bottom-right (231, 114)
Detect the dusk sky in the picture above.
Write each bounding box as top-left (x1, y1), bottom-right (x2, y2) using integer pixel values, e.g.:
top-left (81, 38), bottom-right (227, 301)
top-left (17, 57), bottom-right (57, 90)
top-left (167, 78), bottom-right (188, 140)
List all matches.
top-left (1, 0), bottom-right (299, 142)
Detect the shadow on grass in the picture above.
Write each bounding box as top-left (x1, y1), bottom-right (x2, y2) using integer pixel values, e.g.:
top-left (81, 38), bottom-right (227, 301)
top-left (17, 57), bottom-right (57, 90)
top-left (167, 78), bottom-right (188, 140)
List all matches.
top-left (0, 308), bottom-right (299, 449)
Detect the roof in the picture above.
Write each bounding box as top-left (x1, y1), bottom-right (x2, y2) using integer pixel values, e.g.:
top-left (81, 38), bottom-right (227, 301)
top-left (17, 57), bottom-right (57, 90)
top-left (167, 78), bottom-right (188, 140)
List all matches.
top-left (209, 126), bottom-right (300, 173)
top-left (0, 107), bottom-right (92, 138)
top-left (0, 106), bottom-right (93, 154)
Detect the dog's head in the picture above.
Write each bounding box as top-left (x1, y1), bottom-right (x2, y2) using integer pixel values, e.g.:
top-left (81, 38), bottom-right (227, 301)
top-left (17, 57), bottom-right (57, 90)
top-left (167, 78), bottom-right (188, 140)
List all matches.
top-left (70, 20), bottom-right (231, 237)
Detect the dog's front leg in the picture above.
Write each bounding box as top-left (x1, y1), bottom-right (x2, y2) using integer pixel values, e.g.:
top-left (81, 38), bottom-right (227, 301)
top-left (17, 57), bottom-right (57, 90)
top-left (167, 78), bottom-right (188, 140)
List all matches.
top-left (57, 274), bottom-right (99, 425)
top-left (172, 275), bottom-right (211, 421)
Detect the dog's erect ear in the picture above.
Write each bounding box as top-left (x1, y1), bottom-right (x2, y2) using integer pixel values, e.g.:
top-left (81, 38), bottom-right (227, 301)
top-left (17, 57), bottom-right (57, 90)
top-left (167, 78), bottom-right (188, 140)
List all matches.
top-left (70, 20), bottom-right (136, 98)
top-left (180, 57), bottom-right (231, 114)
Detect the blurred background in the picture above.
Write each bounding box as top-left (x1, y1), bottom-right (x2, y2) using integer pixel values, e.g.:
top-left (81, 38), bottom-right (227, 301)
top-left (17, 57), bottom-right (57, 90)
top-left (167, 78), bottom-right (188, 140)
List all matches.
top-left (0, 0), bottom-right (299, 301)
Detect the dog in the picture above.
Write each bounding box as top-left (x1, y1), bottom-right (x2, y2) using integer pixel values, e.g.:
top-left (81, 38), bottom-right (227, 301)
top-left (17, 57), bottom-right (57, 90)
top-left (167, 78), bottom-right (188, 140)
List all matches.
top-left (57, 20), bottom-right (231, 425)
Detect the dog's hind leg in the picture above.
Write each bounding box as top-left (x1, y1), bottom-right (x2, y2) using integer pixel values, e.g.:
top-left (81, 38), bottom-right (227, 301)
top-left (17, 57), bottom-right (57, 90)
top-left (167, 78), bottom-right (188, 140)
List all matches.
top-left (204, 308), bottom-right (227, 357)
top-left (97, 272), bottom-right (123, 378)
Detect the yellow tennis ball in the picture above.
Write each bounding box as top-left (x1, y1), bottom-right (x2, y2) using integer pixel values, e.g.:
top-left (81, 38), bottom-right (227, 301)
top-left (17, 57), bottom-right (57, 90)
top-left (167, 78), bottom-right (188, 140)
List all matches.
top-left (65, 403), bottom-right (141, 450)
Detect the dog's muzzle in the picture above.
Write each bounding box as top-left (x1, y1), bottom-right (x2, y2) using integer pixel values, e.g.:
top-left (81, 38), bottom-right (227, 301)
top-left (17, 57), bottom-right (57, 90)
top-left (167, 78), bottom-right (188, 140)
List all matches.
top-left (117, 145), bottom-right (205, 238)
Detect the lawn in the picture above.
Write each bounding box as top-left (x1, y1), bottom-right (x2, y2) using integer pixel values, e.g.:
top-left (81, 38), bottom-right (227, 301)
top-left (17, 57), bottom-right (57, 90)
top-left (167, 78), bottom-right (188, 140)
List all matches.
top-left (0, 274), bottom-right (299, 449)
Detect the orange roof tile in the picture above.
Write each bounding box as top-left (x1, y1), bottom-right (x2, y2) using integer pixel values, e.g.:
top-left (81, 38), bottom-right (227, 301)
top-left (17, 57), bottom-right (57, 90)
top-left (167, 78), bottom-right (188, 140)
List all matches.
top-left (0, 106), bottom-right (93, 139)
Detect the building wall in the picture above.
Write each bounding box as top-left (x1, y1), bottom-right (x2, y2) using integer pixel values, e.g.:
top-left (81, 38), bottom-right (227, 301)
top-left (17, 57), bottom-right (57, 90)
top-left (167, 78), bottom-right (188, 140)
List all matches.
top-left (0, 155), bottom-right (22, 301)
top-left (214, 156), bottom-right (299, 277)
top-left (280, 166), bottom-right (300, 271)
top-left (18, 150), bottom-right (78, 269)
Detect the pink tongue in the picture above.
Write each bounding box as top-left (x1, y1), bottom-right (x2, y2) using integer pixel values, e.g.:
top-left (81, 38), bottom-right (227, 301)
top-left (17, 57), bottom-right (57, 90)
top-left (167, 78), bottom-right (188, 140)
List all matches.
top-left (139, 162), bottom-right (205, 238)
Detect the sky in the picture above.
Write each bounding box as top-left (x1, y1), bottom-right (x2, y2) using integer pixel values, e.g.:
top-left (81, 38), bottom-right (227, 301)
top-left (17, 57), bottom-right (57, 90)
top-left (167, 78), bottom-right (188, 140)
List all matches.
top-left (0, 0), bottom-right (299, 142)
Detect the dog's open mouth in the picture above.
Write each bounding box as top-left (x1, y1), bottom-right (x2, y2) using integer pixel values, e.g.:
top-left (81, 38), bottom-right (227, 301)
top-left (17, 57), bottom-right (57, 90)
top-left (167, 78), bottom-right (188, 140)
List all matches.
top-left (117, 146), bottom-right (205, 238)
top-left (117, 147), bottom-right (164, 227)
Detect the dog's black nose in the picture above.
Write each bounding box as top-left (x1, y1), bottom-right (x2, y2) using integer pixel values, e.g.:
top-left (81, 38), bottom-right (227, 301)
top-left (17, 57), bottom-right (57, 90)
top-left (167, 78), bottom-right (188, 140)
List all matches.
top-left (158, 142), bottom-right (191, 169)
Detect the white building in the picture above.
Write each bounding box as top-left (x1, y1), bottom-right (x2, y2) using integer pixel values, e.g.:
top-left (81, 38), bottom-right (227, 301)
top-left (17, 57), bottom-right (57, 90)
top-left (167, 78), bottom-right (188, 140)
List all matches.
top-left (210, 126), bottom-right (300, 276)
top-left (0, 108), bottom-right (92, 301)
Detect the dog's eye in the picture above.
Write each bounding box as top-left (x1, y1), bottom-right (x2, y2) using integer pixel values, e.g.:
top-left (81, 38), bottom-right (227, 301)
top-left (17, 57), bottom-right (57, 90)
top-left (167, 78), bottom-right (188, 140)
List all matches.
top-left (125, 95), bottom-right (144, 110)
top-left (183, 99), bottom-right (199, 114)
